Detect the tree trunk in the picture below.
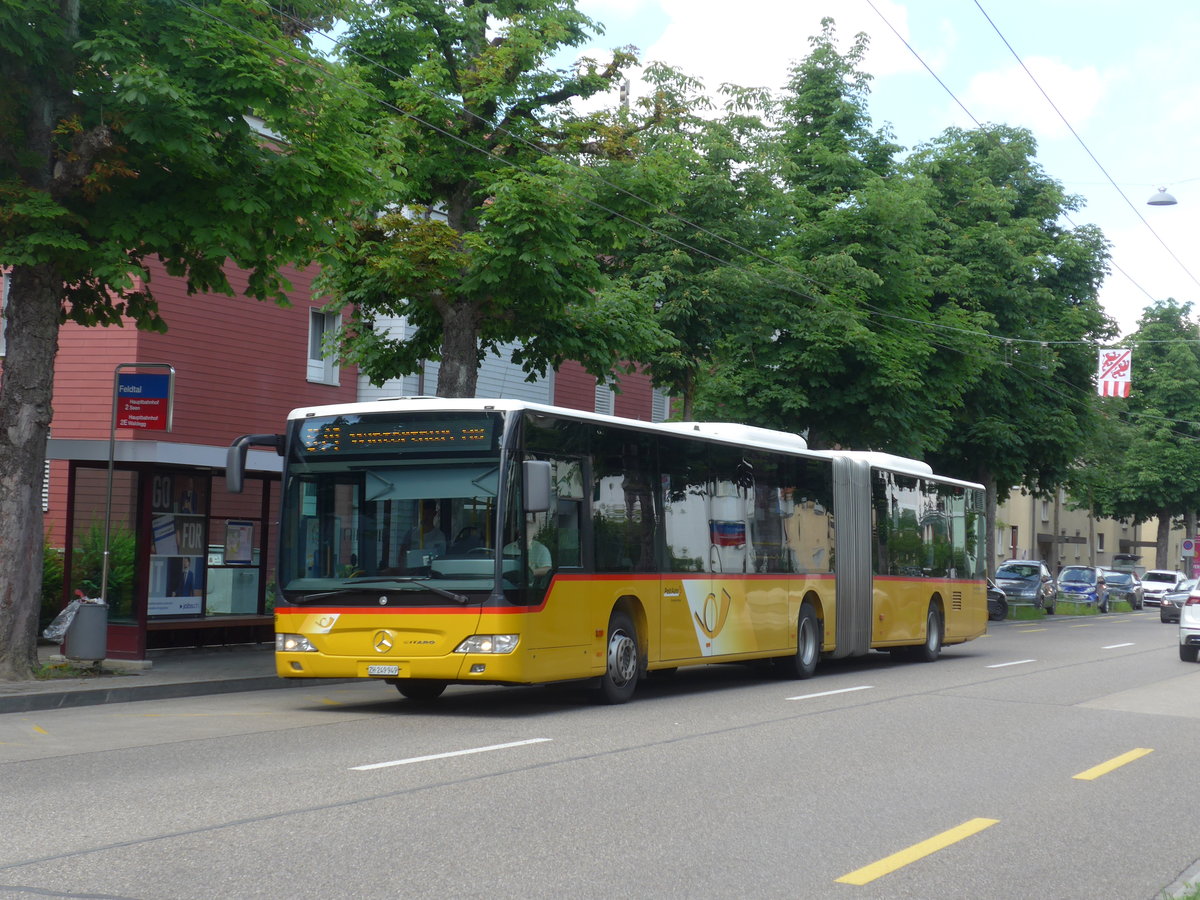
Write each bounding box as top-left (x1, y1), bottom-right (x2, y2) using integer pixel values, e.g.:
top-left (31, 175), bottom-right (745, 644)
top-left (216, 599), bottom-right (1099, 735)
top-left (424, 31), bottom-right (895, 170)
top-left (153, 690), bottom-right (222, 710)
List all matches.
top-left (983, 472), bottom-right (998, 577)
top-left (1156, 510), bottom-right (1171, 570)
top-left (0, 263), bottom-right (62, 680)
top-left (680, 371), bottom-right (694, 421)
top-left (435, 299), bottom-right (482, 398)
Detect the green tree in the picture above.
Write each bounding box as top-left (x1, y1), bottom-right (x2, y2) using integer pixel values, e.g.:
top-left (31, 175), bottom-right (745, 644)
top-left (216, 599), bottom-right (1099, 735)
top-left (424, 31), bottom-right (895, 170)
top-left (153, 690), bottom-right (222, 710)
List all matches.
top-left (699, 20), bottom-right (991, 454)
top-left (0, 0), bottom-right (380, 679)
top-left (322, 0), bottom-right (672, 397)
top-left (608, 65), bottom-right (785, 419)
top-left (1074, 300), bottom-right (1200, 568)
top-left (911, 125), bottom-right (1113, 571)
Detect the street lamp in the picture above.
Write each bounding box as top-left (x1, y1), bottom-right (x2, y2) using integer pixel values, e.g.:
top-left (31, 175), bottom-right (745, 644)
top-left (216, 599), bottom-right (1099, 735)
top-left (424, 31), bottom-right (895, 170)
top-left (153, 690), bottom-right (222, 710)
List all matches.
top-left (1148, 187), bottom-right (1178, 206)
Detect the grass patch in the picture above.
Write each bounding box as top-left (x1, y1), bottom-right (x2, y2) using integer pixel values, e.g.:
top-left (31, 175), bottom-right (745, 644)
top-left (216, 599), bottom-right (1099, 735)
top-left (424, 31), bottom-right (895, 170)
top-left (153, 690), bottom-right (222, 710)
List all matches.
top-left (1008, 605), bottom-right (1044, 620)
top-left (1053, 599), bottom-right (1102, 616)
top-left (34, 661), bottom-right (128, 680)
top-left (1165, 882), bottom-right (1200, 900)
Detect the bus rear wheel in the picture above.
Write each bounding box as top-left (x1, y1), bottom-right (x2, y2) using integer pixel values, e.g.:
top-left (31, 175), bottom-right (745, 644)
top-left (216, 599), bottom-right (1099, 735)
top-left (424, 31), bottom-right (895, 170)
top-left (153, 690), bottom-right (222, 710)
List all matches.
top-left (774, 604), bottom-right (819, 679)
top-left (395, 680), bottom-right (447, 702)
top-left (598, 611), bottom-right (639, 704)
top-left (910, 603), bottom-right (943, 662)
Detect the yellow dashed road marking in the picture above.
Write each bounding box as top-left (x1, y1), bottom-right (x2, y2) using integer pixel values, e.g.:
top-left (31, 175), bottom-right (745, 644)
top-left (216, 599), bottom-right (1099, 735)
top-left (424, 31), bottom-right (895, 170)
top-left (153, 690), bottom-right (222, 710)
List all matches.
top-left (836, 818), bottom-right (999, 885)
top-left (1074, 748), bottom-right (1153, 781)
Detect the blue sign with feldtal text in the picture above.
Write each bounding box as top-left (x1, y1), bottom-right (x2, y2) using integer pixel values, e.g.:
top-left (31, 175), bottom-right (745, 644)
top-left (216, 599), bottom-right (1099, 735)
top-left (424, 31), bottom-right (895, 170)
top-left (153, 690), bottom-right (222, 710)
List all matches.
top-left (116, 372), bottom-right (172, 430)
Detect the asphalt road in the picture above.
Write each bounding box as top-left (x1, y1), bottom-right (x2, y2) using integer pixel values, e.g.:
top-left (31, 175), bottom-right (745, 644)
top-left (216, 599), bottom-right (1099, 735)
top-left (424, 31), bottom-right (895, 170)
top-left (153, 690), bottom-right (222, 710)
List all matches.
top-left (2, 610), bottom-right (1198, 900)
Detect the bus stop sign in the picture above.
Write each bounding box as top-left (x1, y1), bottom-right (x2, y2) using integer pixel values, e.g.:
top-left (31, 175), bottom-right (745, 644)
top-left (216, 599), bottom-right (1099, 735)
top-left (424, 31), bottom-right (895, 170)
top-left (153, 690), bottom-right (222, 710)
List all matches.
top-left (116, 372), bottom-right (173, 430)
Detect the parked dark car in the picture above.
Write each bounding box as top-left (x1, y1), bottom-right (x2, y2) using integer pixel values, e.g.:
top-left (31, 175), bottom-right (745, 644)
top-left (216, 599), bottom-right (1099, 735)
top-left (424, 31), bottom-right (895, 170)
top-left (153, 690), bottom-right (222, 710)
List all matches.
top-left (1160, 578), bottom-right (1196, 624)
top-left (987, 578), bottom-right (1008, 621)
top-left (994, 560), bottom-right (1055, 613)
top-left (1056, 565), bottom-right (1109, 612)
top-left (1101, 570), bottom-right (1144, 609)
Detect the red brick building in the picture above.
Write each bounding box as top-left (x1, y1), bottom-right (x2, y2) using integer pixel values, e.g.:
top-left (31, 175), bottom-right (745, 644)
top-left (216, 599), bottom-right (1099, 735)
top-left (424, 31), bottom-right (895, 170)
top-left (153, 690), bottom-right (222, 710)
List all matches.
top-left (2, 263), bottom-right (664, 658)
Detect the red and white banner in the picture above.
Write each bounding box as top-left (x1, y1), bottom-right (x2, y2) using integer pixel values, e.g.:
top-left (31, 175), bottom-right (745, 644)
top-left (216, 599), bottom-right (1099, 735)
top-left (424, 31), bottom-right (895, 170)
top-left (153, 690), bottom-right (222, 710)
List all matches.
top-left (1097, 348), bottom-right (1131, 397)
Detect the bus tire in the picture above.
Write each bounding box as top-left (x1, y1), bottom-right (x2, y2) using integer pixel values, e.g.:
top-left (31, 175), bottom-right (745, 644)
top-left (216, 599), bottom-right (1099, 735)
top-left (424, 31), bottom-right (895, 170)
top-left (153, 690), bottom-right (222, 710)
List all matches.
top-left (911, 603), bottom-right (943, 662)
top-left (598, 611), bottom-right (639, 704)
top-left (395, 680), bottom-right (447, 702)
top-left (775, 603), bottom-right (820, 679)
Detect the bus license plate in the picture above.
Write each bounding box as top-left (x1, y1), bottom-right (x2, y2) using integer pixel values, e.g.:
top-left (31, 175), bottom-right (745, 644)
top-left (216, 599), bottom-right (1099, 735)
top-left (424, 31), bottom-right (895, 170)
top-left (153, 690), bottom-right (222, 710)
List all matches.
top-left (367, 664), bottom-right (399, 676)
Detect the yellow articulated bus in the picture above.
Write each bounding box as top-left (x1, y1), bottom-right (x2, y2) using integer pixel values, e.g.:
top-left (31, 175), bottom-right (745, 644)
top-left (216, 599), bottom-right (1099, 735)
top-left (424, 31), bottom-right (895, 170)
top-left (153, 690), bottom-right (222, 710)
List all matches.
top-left (227, 398), bottom-right (987, 703)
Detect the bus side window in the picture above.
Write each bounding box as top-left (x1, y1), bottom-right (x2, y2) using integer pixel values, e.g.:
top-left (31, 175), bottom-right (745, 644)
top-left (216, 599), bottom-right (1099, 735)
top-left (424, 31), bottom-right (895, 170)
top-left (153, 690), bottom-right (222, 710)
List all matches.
top-left (591, 432), bottom-right (657, 573)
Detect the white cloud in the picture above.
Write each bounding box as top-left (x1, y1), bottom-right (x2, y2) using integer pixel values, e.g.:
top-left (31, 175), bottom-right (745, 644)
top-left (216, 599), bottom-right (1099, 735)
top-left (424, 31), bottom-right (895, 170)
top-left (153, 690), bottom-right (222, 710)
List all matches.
top-left (961, 57), bottom-right (1108, 139)
top-left (580, 0), bottom-right (652, 17)
top-left (637, 0), bottom-right (921, 94)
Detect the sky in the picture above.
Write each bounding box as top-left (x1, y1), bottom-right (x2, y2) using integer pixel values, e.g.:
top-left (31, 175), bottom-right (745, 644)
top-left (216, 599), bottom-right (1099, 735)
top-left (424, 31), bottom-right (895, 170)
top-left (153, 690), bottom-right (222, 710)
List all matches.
top-left (570, 0), bottom-right (1200, 339)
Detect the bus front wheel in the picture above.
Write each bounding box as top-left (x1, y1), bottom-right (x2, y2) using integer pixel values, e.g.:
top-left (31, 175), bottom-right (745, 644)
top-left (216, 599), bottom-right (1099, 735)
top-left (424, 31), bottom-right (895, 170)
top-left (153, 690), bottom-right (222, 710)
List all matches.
top-left (598, 611), bottom-right (639, 704)
top-left (775, 604), bottom-right (819, 679)
top-left (395, 680), bottom-right (447, 702)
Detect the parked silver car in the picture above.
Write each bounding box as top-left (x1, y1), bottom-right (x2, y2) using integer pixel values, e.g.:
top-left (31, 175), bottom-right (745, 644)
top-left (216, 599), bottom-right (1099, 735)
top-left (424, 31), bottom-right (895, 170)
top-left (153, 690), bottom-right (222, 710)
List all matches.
top-left (994, 560), bottom-right (1055, 613)
top-left (1161, 578), bottom-right (1197, 624)
top-left (1180, 584), bottom-right (1200, 662)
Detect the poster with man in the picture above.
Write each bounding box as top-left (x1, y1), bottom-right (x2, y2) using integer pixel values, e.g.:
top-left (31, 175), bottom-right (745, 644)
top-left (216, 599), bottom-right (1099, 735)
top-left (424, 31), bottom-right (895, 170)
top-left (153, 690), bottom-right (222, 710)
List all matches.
top-left (148, 472), bottom-right (208, 616)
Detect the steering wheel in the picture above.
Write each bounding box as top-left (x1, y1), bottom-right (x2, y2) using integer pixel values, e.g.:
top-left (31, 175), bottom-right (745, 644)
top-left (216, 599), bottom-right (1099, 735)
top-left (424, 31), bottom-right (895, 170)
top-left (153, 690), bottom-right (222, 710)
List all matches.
top-left (468, 547), bottom-right (494, 558)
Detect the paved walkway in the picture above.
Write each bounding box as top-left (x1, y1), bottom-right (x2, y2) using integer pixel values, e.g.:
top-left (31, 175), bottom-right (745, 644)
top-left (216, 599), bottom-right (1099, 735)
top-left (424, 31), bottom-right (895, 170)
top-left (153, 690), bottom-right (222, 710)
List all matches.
top-left (0, 643), bottom-right (296, 714)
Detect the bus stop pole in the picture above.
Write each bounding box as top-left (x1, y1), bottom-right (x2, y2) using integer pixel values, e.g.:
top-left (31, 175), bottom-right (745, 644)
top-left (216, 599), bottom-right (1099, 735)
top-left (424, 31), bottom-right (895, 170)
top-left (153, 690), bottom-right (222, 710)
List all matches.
top-left (100, 363), bottom-right (175, 603)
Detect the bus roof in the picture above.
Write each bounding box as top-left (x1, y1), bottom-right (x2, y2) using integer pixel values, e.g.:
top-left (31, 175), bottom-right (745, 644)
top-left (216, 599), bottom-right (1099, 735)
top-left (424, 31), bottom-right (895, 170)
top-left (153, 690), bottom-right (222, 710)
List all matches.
top-left (286, 397), bottom-right (982, 490)
top-left (288, 397), bottom-right (809, 450)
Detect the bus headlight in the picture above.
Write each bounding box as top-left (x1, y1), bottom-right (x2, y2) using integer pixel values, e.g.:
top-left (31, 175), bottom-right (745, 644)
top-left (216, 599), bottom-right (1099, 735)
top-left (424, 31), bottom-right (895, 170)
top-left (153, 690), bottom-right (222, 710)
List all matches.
top-left (455, 634), bottom-right (519, 654)
top-left (276, 633), bottom-right (317, 653)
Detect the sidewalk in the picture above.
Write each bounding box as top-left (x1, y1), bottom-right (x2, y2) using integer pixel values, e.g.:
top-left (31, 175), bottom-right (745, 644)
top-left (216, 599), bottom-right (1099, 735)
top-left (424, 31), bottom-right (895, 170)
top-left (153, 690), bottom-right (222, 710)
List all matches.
top-left (0, 642), bottom-right (303, 714)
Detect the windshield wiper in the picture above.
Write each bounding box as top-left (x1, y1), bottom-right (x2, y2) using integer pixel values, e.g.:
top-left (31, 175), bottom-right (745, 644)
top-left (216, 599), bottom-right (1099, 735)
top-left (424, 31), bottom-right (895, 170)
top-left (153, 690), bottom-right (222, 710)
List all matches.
top-left (300, 588), bottom-right (373, 601)
top-left (340, 577), bottom-right (470, 605)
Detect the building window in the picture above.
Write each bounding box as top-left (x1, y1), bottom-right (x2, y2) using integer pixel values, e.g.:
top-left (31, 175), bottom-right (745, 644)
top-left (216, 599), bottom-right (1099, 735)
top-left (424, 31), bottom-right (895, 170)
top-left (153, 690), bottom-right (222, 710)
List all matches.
top-left (651, 388), bottom-right (670, 422)
top-left (1097, 533), bottom-right (1105, 551)
top-left (307, 309), bottom-right (339, 385)
top-left (1040, 500), bottom-right (1050, 522)
top-left (594, 378), bottom-right (615, 416)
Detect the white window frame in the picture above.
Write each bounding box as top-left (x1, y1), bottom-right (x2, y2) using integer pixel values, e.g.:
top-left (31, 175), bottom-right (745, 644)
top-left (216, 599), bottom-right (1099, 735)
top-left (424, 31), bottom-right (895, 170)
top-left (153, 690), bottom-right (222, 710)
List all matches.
top-left (307, 309), bottom-right (339, 385)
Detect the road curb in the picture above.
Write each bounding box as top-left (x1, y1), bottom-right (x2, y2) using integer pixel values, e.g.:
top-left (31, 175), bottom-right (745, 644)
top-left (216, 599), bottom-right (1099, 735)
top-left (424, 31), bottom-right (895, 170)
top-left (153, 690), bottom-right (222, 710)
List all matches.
top-left (0, 676), bottom-right (355, 714)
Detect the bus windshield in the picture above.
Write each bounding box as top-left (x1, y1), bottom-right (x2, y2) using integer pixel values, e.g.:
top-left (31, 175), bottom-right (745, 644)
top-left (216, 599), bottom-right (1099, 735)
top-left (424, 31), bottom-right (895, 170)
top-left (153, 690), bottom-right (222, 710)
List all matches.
top-left (278, 411), bottom-right (515, 603)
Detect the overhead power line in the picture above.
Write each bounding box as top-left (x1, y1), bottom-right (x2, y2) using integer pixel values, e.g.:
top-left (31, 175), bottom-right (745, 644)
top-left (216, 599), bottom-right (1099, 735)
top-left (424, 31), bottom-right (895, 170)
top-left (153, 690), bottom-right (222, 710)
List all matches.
top-left (972, 0), bottom-right (1200, 292)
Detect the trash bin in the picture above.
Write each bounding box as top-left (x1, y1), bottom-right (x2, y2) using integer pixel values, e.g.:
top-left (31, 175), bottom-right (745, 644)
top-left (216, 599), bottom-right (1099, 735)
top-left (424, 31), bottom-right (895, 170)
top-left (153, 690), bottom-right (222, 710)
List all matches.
top-left (65, 601), bottom-right (108, 662)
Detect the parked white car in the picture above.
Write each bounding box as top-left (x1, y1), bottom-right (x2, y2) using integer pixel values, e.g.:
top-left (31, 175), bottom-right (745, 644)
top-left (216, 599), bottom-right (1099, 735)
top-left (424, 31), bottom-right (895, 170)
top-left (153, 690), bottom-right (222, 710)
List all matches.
top-left (1181, 586), bottom-right (1200, 662)
top-left (1141, 569), bottom-right (1188, 607)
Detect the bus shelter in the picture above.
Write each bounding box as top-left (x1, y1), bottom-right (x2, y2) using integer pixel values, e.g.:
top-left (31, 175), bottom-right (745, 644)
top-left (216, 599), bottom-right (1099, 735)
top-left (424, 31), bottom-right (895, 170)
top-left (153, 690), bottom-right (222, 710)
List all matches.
top-left (46, 438), bottom-right (281, 660)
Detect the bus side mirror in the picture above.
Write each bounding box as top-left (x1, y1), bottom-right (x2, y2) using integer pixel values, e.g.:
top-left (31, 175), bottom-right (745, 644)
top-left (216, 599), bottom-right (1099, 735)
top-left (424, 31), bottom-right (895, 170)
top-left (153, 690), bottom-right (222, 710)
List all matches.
top-left (226, 433), bottom-right (284, 493)
top-left (524, 460), bottom-right (552, 513)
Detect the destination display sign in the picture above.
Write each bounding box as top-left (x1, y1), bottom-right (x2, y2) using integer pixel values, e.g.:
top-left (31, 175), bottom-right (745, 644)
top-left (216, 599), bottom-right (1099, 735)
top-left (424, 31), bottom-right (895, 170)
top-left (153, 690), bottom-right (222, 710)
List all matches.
top-left (297, 415), bottom-right (498, 456)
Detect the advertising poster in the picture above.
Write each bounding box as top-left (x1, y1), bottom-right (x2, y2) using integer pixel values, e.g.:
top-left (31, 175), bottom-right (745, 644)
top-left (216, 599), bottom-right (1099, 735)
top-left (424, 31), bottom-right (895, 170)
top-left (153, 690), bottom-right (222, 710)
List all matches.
top-left (224, 520), bottom-right (254, 565)
top-left (148, 472), bottom-right (208, 617)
